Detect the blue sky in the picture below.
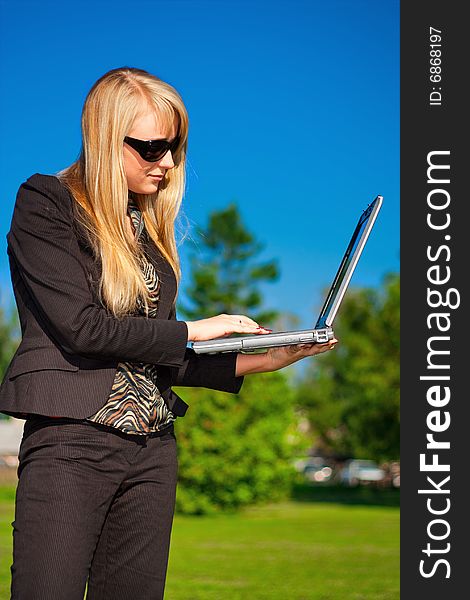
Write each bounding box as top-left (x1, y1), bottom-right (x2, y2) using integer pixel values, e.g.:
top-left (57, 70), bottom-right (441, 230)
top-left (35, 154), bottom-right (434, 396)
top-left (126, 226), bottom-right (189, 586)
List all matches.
top-left (0, 0), bottom-right (399, 329)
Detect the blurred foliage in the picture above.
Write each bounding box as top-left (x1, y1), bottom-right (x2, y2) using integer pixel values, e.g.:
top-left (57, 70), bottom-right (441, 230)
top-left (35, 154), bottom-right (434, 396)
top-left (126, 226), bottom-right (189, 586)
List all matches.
top-left (295, 273), bottom-right (399, 462)
top-left (0, 299), bottom-right (20, 420)
top-left (179, 203), bottom-right (280, 325)
top-left (174, 370), bottom-right (309, 515)
top-left (175, 202), bottom-right (309, 513)
top-left (0, 301), bottom-right (20, 378)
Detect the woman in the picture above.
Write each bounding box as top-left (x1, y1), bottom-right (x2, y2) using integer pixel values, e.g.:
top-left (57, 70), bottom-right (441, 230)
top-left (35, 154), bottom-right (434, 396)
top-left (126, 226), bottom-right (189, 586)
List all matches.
top-left (0, 66), bottom-right (337, 600)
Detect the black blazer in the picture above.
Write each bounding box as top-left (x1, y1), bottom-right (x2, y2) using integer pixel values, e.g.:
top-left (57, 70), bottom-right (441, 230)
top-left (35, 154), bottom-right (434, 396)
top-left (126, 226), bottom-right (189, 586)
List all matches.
top-left (0, 173), bottom-right (243, 420)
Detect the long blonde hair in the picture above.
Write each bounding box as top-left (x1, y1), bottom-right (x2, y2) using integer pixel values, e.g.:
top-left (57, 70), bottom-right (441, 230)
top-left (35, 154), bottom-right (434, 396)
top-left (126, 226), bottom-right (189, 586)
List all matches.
top-left (57, 66), bottom-right (188, 318)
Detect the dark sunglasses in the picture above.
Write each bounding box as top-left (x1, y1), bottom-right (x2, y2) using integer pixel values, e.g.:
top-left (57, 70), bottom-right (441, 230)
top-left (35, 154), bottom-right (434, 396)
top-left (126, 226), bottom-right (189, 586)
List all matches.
top-left (123, 135), bottom-right (180, 162)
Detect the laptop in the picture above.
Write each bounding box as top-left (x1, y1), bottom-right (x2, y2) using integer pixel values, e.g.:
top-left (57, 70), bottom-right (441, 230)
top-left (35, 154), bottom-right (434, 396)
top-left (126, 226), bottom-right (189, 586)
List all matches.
top-left (191, 195), bottom-right (383, 354)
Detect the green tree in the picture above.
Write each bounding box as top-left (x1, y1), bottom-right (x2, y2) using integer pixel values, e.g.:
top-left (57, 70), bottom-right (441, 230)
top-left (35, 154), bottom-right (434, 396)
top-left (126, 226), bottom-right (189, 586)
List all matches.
top-left (174, 203), bottom-right (308, 513)
top-left (0, 295), bottom-right (21, 420)
top-left (180, 202), bottom-right (280, 324)
top-left (295, 273), bottom-right (400, 462)
top-left (174, 371), bottom-right (307, 514)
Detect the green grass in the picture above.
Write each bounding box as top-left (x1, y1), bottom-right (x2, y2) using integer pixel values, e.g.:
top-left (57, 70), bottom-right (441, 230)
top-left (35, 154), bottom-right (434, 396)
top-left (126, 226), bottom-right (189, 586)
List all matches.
top-left (0, 486), bottom-right (16, 600)
top-left (0, 484), bottom-right (399, 600)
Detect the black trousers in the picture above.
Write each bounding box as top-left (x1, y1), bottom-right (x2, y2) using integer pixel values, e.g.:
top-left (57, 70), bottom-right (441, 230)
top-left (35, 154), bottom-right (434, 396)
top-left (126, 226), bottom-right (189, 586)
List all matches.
top-left (10, 416), bottom-right (179, 600)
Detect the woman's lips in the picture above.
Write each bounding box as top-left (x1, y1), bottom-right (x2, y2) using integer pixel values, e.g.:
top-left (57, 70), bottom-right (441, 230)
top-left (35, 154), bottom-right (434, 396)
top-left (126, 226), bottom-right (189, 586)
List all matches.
top-left (148, 174), bottom-right (163, 180)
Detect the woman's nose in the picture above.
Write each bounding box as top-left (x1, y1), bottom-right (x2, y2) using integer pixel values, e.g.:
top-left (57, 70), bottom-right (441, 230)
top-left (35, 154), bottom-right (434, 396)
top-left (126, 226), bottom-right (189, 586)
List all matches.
top-left (159, 150), bottom-right (175, 169)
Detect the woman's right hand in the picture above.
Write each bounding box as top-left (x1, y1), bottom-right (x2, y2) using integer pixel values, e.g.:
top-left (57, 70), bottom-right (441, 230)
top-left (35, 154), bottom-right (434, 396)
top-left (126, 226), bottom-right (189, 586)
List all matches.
top-left (185, 314), bottom-right (272, 342)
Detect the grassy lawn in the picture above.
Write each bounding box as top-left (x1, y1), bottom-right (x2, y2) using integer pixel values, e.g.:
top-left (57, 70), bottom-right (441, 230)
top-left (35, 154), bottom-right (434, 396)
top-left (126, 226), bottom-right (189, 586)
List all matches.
top-left (0, 484), bottom-right (399, 600)
top-left (0, 486), bottom-right (15, 600)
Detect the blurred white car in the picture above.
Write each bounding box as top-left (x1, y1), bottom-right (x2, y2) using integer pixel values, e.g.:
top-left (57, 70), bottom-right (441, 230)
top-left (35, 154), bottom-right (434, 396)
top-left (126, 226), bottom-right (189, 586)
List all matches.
top-left (302, 457), bottom-right (335, 484)
top-left (340, 459), bottom-right (386, 486)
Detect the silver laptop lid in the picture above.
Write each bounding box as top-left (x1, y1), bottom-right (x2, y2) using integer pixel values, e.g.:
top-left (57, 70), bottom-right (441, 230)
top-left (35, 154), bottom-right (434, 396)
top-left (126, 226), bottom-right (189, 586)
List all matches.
top-left (315, 195), bottom-right (383, 329)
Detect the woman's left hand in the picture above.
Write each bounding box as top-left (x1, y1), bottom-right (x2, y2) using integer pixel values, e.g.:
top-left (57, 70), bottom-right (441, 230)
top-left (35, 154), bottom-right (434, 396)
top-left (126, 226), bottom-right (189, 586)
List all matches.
top-left (235, 337), bottom-right (339, 377)
top-left (264, 337), bottom-right (338, 372)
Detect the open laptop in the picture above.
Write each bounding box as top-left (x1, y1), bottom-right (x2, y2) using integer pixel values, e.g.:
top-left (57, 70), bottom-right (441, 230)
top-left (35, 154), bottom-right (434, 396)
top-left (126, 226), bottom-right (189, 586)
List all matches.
top-left (191, 195), bottom-right (383, 354)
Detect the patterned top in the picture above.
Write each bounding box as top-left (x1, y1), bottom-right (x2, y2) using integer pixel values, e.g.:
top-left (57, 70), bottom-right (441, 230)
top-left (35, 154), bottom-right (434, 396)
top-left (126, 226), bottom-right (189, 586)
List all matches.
top-left (85, 199), bottom-right (176, 435)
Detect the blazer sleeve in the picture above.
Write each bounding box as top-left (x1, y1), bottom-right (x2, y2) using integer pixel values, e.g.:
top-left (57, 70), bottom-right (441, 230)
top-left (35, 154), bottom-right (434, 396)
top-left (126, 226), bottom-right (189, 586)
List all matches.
top-left (7, 174), bottom-right (189, 367)
top-left (168, 307), bottom-right (244, 394)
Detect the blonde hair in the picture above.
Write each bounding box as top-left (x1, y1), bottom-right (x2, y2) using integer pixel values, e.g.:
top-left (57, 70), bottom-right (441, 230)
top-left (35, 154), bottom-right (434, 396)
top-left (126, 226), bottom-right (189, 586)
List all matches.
top-left (57, 66), bottom-right (188, 318)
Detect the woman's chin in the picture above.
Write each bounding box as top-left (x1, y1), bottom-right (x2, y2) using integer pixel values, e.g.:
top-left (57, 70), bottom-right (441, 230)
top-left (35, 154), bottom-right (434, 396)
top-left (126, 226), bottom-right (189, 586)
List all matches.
top-left (129, 181), bottom-right (160, 195)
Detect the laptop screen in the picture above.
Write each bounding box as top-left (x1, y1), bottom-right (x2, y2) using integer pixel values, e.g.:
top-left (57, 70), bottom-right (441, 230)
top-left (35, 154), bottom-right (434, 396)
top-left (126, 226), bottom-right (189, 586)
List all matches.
top-left (315, 195), bottom-right (383, 329)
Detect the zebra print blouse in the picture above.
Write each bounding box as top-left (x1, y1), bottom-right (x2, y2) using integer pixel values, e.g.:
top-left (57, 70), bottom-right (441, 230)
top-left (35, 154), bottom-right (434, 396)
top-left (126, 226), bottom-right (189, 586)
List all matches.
top-left (85, 199), bottom-right (176, 435)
